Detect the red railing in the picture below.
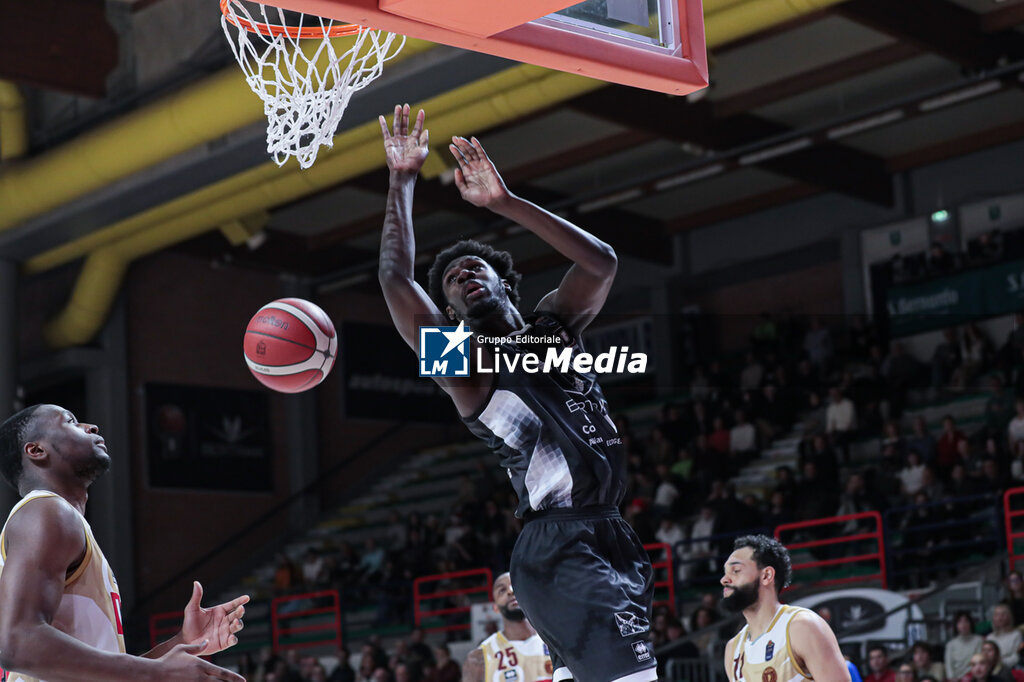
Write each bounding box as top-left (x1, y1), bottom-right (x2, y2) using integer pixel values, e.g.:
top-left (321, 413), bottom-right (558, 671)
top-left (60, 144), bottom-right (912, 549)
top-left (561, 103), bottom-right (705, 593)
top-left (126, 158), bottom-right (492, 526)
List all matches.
top-left (775, 511), bottom-right (887, 589)
top-left (644, 542), bottom-right (676, 615)
top-left (413, 567), bottom-right (493, 634)
top-left (149, 611), bottom-right (183, 649)
top-left (1004, 487), bottom-right (1024, 571)
top-left (271, 590), bottom-right (342, 653)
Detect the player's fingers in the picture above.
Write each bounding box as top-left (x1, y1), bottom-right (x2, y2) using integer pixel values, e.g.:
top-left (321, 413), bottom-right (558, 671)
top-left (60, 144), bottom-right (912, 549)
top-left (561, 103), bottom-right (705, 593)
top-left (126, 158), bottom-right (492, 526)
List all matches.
top-left (452, 136), bottom-right (474, 160)
top-left (231, 618), bottom-right (244, 633)
top-left (421, 127), bottom-right (429, 148)
top-left (453, 167), bottom-right (466, 191)
top-left (449, 143), bottom-right (467, 166)
top-left (378, 115), bottom-right (390, 139)
top-left (201, 660), bottom-right (244, 681)
top-left (411, 108), bottom-right (425, 139)
top-left (401, 103), bottom-right (411, 135)
top-left (392, 104), bottom-right (401, 136)
top-left (470, 137), bottom-right (488, 159)
top-left (460, 137), bottom-right (480, 161)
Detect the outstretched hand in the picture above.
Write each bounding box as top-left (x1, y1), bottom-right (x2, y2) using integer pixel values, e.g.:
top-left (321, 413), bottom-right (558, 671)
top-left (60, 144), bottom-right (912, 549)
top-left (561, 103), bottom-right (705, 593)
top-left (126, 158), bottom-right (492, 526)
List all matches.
top-left (449, 136), bottom-right (511, 209)
top-left (180, 581), bottom-right (248, 656)
top-left (380, 104), bottom-right (429, 175)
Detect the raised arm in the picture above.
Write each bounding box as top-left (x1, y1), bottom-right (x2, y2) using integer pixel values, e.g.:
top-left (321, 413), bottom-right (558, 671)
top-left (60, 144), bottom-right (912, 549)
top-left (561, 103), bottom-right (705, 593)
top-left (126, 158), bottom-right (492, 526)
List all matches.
top-left (378, 106), bottom-right (491, 416)
top-left (0, 499), bottom-right (243, 682)
top-left (378, 104), bottom-right (443, 349)
top-left (450, 136), bottom-right (617, 336)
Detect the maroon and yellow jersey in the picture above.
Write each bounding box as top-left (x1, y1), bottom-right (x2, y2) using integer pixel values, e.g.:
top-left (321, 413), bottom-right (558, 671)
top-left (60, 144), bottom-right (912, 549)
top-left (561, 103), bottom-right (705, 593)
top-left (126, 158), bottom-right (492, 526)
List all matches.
top-left (0, 491), bottom-right (126, 682)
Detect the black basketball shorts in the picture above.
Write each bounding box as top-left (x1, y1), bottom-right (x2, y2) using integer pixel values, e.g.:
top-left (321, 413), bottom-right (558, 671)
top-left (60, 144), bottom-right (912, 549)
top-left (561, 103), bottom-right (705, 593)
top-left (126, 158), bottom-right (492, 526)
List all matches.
top-left (510, 505), bottom-right (658, 682)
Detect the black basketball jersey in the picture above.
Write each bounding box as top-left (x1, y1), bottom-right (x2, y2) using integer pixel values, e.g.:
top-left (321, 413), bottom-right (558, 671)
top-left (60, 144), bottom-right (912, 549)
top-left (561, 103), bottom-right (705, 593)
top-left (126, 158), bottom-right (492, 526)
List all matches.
top-left (463, 313), bottom-right (628, 518)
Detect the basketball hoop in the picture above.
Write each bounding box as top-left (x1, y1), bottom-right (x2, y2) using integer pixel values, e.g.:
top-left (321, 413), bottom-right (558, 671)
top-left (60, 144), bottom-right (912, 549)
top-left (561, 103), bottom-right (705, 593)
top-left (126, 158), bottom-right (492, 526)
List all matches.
top-left (220, 0), bottom-right (405, 169)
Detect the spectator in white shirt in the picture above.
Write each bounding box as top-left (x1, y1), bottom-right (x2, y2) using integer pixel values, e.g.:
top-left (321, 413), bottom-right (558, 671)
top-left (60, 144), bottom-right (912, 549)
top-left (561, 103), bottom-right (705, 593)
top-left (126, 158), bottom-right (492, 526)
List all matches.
top-left (681, 505), bottom-right (716, 581)
top-left (826, 387), bottom-right (857, 463)
top-left (655, 517), bottom-right (685, 549)
top-left (730, 409), bottom-right (758, 458)
top-left (739, 352), bottom-right (764, 391)
top-left (1008, 399), bottom-right (1024, 453)
top-left (826, 388), bottom-right (856, 434)
top-left (653, 463), bottom-right (680, 515)
top-left (986, 603), bottom-right (1022, 669)
top-left (898, 450), bottom-right (928, 498)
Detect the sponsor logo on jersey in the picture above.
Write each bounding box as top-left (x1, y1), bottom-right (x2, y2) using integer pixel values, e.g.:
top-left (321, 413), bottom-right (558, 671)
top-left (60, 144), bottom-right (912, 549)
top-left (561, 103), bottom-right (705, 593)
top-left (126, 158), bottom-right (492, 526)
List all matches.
top-left (632, 641), bottom-right (651, 662)
top-left (504, 670), bottom-right (518, 680)
top-left (765, 639), bottom-right (775, 661)
top-left (762, 666), bottom-right (777, 682)
top-left (615, 611), bottom-right (650, 637)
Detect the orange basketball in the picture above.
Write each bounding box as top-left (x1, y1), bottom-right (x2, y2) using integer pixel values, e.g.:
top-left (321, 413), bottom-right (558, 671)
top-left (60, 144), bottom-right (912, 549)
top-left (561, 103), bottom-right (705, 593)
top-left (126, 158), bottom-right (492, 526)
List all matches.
top-left (243, 298), bottom-right (337, 393)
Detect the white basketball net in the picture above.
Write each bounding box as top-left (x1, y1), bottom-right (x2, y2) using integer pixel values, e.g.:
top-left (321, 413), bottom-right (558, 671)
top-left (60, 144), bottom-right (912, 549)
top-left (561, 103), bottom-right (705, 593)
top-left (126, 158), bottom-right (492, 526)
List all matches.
top-left (221, 0), bottom-right (405, 169)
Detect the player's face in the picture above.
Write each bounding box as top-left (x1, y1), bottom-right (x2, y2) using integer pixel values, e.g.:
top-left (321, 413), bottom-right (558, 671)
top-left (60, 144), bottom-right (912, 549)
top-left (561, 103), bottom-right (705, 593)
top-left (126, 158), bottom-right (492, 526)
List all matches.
top-left (720, 548), bottom-right (763, 613)
top-left (492, 575), bottom-right (525, 622)
top-left (442, 256), bottom-right (507, 321)
top-left (33, 405), bottom-right (110, 480)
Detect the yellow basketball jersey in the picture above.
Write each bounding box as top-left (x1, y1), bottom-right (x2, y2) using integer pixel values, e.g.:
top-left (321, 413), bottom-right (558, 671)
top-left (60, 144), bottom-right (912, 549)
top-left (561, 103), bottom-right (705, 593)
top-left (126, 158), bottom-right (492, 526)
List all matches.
top-left (727, 605), bottom-right (813, 682)
top-left (480, 631), bottom-right (553, 682)
top-left (0, 490), bottom-right (126, 682)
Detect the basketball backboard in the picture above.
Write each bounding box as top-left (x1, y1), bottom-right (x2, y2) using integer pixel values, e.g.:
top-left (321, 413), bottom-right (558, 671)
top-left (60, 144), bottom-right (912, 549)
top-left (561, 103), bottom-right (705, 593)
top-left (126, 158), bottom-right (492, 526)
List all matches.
top-left (270, 0), bottom-right (708, 95)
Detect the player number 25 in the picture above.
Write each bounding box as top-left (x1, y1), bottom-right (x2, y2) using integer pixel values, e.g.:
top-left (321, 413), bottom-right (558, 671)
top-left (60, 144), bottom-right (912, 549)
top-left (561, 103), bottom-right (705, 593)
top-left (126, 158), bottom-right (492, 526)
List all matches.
top-left (495, 648), bottom-right (519, 670)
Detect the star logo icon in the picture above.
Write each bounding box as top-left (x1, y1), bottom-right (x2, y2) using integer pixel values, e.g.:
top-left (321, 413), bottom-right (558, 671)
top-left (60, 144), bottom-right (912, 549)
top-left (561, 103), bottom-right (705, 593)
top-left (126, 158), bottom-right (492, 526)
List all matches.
top-left (440, 320), bottom-right (473, 358)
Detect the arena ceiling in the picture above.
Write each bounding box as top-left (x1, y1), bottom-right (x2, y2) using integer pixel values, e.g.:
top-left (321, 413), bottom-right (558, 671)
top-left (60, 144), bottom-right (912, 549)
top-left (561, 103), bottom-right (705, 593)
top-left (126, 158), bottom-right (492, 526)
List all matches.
top-left (1, 0), bottom-right (1024, 324)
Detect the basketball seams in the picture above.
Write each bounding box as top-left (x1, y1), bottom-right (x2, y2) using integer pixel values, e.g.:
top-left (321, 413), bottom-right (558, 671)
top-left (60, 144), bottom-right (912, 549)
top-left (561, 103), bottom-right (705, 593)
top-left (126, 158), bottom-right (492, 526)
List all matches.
top-left (269, 300), bottom-right (334, 350)
top-left (245, 329), bottom-right (316, 351)
top-left (244, 352), bottom-right (327, 375)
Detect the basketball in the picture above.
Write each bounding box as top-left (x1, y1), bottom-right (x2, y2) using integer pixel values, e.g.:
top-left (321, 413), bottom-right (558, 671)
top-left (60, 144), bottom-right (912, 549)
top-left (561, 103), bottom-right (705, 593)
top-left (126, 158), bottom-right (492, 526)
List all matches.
top-left (243, 298), bottom-right (338, 393)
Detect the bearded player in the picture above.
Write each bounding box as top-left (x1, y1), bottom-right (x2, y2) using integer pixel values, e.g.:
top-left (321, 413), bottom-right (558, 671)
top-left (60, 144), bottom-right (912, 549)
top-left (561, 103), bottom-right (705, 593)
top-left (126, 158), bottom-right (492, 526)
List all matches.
top-left (379, 104), bottom-right (654, 682)
top-left (721, 535), bottom-right (849, 682)
top-left (463, 573), bottom-right (552, 682)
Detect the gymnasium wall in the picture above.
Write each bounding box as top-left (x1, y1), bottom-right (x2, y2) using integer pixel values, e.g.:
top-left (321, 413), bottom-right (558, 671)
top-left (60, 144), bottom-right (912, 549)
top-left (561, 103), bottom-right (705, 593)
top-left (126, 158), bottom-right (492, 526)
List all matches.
top-left (123, 251), bottom-right (456, 611)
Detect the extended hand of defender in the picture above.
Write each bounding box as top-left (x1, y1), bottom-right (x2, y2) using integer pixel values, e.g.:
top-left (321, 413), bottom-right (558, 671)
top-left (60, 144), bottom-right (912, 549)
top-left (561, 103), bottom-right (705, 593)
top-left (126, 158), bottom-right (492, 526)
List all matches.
top-left (450, 136), bottom-right (511, 209)
top-left (380, 104), bottom-right (429, 175)
top-left (180, 581), bottom-right (249, 656)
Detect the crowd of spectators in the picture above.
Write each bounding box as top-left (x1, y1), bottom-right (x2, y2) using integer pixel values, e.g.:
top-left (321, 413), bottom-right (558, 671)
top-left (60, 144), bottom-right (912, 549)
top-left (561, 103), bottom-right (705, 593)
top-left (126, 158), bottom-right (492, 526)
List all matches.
top-left (880, 229), bottom-right (1013, 289)
top-left (237, 631), bottom-right (459, 682)
top-left (833, 572), bottom-right (1024, 682)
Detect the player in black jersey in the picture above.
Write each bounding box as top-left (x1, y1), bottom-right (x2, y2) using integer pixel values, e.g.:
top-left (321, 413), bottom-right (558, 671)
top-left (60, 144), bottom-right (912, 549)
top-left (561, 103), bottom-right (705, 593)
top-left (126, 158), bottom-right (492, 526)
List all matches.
top-left (378, 104), bottom-right (656, 682)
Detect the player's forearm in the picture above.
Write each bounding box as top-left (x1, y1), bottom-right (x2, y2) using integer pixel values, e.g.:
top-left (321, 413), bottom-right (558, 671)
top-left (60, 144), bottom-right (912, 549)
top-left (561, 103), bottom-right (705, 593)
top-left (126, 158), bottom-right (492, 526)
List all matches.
top-left (0, 625), bottom-right (159, 682)
top-left (379, 171), bottom-right (419, 282)
top-left (490, 194), bottom-right (617, 277)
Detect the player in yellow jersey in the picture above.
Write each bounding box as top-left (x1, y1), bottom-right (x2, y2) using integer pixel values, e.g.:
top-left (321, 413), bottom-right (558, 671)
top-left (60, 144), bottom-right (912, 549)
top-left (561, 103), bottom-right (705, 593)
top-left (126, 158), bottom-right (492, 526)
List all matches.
top-left (721, 535), bottom-right (849, 682)
top-left (0, 404), bottom-right (248, 681)
top-left (463, 573), bottom-right (552, 682)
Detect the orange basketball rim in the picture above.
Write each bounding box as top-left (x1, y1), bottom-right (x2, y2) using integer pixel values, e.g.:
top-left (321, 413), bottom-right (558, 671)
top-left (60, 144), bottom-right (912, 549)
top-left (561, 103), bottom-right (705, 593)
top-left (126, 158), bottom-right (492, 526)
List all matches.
top-left (219, 0), bottom-right (364, 38)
